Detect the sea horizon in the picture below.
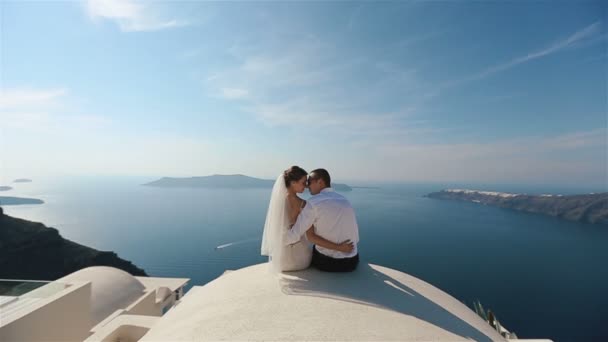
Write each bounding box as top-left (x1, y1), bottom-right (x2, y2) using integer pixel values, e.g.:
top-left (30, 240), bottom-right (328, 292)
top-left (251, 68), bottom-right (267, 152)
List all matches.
top-left (2, 175), bottom-right (607, 341)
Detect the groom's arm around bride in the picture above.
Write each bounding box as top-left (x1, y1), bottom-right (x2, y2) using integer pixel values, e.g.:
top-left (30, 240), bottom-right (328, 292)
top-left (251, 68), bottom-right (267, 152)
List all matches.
top-left (286, 169), bottom-right (360, 272)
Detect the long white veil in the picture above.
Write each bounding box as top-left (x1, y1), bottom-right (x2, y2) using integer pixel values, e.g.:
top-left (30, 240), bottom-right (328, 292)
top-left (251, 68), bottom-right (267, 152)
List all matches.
top-left (261, 174), bottom-right (289, 272)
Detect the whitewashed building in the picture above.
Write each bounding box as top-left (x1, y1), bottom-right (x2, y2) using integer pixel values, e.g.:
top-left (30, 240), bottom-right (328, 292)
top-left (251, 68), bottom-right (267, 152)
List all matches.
top-left (1, 263), bottom-right (551, 341)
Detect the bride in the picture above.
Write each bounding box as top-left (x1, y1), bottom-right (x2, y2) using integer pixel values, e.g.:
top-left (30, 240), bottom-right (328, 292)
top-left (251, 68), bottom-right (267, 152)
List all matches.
top-left (261, 166), bottom-right (353, 272)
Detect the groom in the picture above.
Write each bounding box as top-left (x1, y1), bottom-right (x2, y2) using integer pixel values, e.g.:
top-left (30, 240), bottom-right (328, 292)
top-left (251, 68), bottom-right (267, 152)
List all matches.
top-left (285, 169), bottom-right (360, 272)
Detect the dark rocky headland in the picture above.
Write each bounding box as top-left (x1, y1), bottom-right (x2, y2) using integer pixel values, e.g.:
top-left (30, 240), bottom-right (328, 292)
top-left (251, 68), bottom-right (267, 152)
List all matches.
top-left (0, 206), bottom-right (147, 280)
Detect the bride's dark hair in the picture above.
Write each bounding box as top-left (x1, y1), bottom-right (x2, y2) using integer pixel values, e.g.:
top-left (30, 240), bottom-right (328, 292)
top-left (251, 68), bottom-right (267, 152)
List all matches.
top-left (283, 166), bottom-right (307, 188)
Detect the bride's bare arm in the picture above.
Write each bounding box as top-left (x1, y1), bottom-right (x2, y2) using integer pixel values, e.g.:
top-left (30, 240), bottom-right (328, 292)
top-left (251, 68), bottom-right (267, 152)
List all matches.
top-left (306, 227), bottom-right (354, 253)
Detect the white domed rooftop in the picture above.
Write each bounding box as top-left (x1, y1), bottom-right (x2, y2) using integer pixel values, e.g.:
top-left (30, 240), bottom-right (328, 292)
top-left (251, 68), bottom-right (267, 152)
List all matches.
top-left (59, 266), bottom-right (145, 324)
top-left (141, 263), bottom-right (506, 341)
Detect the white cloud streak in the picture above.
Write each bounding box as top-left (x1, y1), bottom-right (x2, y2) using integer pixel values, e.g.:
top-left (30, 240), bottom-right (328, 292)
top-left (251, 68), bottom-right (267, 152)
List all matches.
top-left (219, 87), bottom-right (249, 100)
top-left (0, 87), bottom-right (213, 180)
top-left (372, 129), bottom-right (607, 183)
top-left (0, 88), bottom-right (67, 109)
top-left (85, 0), bottom-right (188, 32)
top-left (443, 21), bottom-right (604, 88)
top-left (0, 87), bottom-right (111, 134)
top-left (204, 36), bottom-right (429, 140)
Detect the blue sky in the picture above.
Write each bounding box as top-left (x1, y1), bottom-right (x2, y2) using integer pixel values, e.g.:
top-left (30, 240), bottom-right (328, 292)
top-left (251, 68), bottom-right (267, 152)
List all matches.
top-left (1, 1), bottom-right (606, 187)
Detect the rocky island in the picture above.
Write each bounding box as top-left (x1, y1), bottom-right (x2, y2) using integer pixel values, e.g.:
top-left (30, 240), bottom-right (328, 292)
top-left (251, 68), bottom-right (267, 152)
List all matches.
top-left (0, 207), bottom-right (147, 280)
top-left (144, 174), bottom-right (353, 192)
top-left (13, 179), bottom-right (33, 183)
top-left (0, 186), bottom-right (12, 191)
top-left (426, 189), bottom-right (608, 225)
top-left (0, 196), bottom-right (44, 205)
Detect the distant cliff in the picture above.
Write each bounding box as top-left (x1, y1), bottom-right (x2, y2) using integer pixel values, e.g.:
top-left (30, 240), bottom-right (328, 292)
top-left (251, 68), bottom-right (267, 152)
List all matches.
top-left (0, 186), bottom-right (12, 191)
top-left (0, 207), bottom-right (147, 280)
top-left (0, 196), bottom-right (44, 205)
top-left (144, 174), bottom-right (353, 192)
top-left (13, 179), bottom-right (32, 183)
top-left (426, 189), bottom-right (608, 225)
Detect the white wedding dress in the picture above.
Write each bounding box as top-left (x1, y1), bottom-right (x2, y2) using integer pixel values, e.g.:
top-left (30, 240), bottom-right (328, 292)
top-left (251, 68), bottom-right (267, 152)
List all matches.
top-left (261, 175), bottom-right (312, 272)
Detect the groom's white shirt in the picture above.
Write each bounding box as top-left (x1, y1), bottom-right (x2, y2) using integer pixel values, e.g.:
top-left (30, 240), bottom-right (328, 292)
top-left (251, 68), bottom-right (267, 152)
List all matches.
top-left (286, 188), bottom-right (359, 258)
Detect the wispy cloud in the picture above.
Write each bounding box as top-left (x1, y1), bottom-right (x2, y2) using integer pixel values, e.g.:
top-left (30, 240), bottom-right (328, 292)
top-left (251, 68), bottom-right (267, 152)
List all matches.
top-left (0, 88), bottom-right (67, 109)
top-left (190, 12), bottom-right (605, 184)
top-left (374, 128), bottom-right (607, 182)
top-left (2, 112), bottom-right (112, 134)
top-left (1, 90), bottom-right (214, 180)
top-left (219, 87), bottom-right (249, 100)
top-left (85, 0), bottom-right (188, 32)
top-left (203, 36), bottom-right (430, 139)
top-left (539, 129), bottom-right (607, 150)
top-left (3, 126), bottom-right (215, 179)
top-left (380, 128), bottom-right (607, 158)
top-left (443, 21), bottom-right (604, 88)
top-left (0, 87), bottom-right (110, 133)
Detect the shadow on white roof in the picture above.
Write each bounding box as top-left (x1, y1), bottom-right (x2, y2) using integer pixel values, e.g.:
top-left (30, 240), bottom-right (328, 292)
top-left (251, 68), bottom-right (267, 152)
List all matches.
top-left (142, 263), bottom-right (505, 341)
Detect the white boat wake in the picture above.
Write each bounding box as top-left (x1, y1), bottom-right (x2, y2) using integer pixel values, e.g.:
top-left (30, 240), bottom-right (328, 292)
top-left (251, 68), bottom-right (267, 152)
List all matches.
top-left (215, 237), bottom-right (260, 250)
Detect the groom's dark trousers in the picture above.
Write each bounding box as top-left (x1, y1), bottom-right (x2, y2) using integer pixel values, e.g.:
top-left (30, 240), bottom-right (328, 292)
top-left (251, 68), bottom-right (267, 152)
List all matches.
top-left (311, 246), bottom-right (359, 272)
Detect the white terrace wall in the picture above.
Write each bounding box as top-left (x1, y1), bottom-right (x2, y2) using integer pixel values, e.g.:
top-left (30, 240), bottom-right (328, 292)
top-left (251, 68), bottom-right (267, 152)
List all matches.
top-left (0, 282), bottom-right (92, 342)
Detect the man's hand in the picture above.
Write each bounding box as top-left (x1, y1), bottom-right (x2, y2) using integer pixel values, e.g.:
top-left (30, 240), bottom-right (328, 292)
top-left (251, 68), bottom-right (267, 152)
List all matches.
top-left (337, 240), bottom-right (354, 253)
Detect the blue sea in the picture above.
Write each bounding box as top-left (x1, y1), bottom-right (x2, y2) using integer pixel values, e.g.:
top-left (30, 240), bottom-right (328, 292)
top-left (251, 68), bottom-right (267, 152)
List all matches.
top-left (3, 176), bottom-right (607, 341)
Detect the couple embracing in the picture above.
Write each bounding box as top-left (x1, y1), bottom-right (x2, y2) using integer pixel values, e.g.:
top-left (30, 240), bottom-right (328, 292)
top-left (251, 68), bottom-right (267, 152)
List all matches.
top-left (261, 166), bottom-right (360, 273)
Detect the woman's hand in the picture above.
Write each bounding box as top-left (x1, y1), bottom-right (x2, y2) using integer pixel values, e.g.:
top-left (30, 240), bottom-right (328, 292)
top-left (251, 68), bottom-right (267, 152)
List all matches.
top-left (337, 240), bottom-right (354, 253)
top-left (306, 227), bottom-right (355, 253)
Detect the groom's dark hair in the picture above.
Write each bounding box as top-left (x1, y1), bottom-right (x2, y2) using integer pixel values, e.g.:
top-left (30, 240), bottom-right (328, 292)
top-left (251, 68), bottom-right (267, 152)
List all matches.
top-left (311, 168), bottom-right (331, 187)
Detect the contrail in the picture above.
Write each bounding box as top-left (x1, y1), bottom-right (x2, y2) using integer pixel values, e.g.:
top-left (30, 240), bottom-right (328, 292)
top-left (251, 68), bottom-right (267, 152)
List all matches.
top-left (215, 237), bottom-right (260, 250)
